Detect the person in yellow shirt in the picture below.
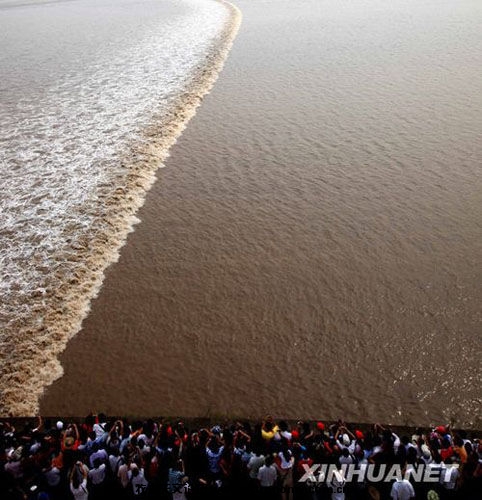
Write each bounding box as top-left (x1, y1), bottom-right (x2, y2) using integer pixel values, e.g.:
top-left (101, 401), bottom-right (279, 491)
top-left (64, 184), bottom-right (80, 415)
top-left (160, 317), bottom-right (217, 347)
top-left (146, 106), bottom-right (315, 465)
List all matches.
top-left (261, 416), bottom-right (279, 441)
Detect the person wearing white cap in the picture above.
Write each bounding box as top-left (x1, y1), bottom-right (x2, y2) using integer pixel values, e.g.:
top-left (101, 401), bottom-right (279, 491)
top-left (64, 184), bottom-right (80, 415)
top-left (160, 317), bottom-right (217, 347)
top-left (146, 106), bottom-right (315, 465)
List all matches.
top-left (335, 426), bottom-right (356, 454)
top-left (56, 421), bottom-right (63, 431)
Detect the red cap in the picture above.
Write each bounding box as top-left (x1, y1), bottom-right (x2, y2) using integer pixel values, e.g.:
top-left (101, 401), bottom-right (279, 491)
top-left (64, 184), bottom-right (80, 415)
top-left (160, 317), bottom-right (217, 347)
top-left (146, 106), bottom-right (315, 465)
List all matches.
top-left (355, 430), bottom-right (364, 440)
top-left (316, 422), bottom-right (325, 431)
top-left (435, 426), bottom-right (446, 434)
top-left (291, 430), bottom-right (299, 440)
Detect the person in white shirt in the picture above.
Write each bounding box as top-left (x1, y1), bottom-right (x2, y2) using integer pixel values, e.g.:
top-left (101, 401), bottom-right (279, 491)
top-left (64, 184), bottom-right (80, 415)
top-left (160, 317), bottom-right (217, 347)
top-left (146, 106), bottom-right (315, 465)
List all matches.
top-left (128, 464), bottom-right (149, 497)
top-left (274, 421), bottom-right (293, 442)
top-left (339, 448), bottom-right (354, 465)
top-left (277, 445), bottom-right (294, 500)
top-left (335, 427), bottom-right (356, 454)
top-left (43, 464), bottom-right (61, 487)
top-left (87, 459), bottom-right (106, 499)
top-left (117, 456), bottom-right (131, 490)
top-left (440, 458), bottom-right (459, 492)
top-left (390, 478), bottom-right (415, 500)
top-left (88, 459), bottom-right (106, 485)
top-left (247, 451), bottom-right (265, 479)
top-left (401, 436), bottom-right (417, 454)
top-left (89, 445), bottom-right (108, 468)
top-left (70, 462), bottom-right (89, 500)
top-left (258, 455), bottom-right (278, 498)
top-left (93, 414), bottom-right (107, 439)
top-left (109, 451), bottom-right (123, 476)
top-left (330, 469), bottom-right (346, 500)
top-left (392, 433), bottom-right (401, 454)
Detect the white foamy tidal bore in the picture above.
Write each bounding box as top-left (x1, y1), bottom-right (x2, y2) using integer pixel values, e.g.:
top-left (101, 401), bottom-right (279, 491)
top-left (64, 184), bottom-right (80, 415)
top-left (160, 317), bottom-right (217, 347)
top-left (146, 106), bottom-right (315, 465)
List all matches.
top-left (0, 0), bottom-right (234, 414)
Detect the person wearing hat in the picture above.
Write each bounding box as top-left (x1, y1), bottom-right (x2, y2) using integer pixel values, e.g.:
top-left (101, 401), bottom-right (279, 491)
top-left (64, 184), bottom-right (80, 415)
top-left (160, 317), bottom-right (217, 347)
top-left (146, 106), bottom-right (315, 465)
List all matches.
top-left (62, 423), bottom-right (80, 452)
top-left (316, 421), bottom-right (325, 433)
top-left (355, 430), bottom-right (364, 441)
top-left (335, 426), bottom-right (356, 454)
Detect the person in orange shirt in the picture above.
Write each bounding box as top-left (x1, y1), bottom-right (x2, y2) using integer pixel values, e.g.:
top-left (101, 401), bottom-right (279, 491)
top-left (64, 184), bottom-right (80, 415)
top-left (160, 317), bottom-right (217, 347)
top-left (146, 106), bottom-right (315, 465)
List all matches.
top-left (453, 436), bottom-right (468, 464)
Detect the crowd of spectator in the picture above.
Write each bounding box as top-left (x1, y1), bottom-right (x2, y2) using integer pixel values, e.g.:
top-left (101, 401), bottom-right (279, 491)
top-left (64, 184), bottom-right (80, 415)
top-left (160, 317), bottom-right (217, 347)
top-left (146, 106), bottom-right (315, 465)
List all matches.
top-left (1, 414), bottom-right (480, 500)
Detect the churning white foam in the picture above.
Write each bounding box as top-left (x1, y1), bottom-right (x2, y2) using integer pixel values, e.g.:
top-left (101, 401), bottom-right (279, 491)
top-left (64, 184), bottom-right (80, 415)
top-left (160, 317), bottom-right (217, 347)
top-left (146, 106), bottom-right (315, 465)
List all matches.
top-left (0, 0), bottom-right (241, 415)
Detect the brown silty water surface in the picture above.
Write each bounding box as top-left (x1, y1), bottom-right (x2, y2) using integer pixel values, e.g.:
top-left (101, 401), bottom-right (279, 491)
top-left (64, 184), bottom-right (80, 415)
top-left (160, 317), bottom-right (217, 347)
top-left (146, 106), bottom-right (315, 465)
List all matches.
top-left (41, 0), bottom-right (482, 427)
top-left (0, 0), bottom-right (238, 415)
